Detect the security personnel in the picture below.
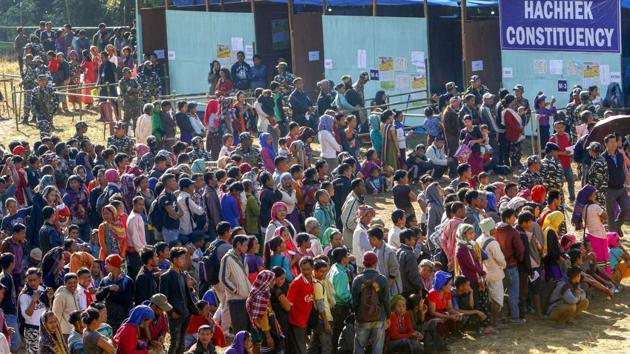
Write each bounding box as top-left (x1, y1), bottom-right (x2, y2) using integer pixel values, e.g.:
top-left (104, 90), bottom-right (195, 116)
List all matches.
top-left (31, 74), bottom-right (59, 137)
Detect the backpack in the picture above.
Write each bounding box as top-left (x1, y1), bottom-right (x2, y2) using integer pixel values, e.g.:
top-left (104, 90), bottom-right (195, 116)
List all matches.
top-left (357, 278), bottom-right (382, 323)
top-left (573, 135), bottom-right (587, 163)
top-left (200, 239), bottom-right (227, 289)
top-left (148, 198), bottom-right (164, 231)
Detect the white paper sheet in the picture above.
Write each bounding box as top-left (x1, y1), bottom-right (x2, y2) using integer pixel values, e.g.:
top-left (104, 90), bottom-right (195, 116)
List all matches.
top-left (394, 57), bottom-right (407, 72)
top-left (610, 71), bottom-right (622, 83)
top-left (167, 51), bottom-right (176, 60)
top-left (324, 59), bottom-right (333, 69)
top-left (533, 59), bottom-right (547, 75)
top-left (549, 60), bottom-right (563, 75)
top-left (308, 51), bottom-right (320, 62)
top-left (231, 37), bottom-right (244, 52)
top-left (357, 49), bottom-right (367, 69)
top-left (411, 51), bottom-right (425, 66)
top-left (154, 49), bottom-right (165, 59)
top-left (471, 60), bottom-right (483, 72)
top-left (600, 64), bottom-right (610, 85)
top-left (502, 67), bottom-right (513, 78)
top-left (395, 74), bottom-right (411, 90)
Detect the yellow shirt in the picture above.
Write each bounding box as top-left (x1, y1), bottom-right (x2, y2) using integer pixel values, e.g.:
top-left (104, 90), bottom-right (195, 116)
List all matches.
top-left (314, 280), bottom-right (333, 322)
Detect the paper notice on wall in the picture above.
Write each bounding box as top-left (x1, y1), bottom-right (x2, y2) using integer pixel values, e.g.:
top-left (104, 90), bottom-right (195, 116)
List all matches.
top-left (231, 37), bottom-right (244, 52)
top-left (324, 59), bottom-right (333, 69)
top-left (583, 62), bottom-right (600, 78)
top-left (533, 59), bottom-right (547, 75)
top-left (472, 60), bottom-right (483, 72)
top-left (245, 45), bottom-right (254, 60)
top-left (380, 71), bottom-right (394, 90)
top-left (411, 51), bottom-right (425, 66)
top-left (217, 44), bottom-right (231, 66)
top-left (369, 69), bottom-right (379, 81)
top-left (357, 49), bottom-right (367, 69)
top-left (378, 57), bottom-right (394, 71)
top-left (154, 49), bottom-right (165, 60)
top-left (416, 63), bottom-right (426, 76)
top-left (411, 75), bottom-right (427, 90)
top-left (502, 67), bottom-right (513, 78)
top-left (308, 51), bottom-right (320, 62)
top-left (394, 57), bottom-right (407, 72)
top-left (600, 64), bottom-right (610, 85)
top-left (567, 61), bottom-right (581, 75)
top-left (395, 74), bottom-right (411, 90)
top-left (549, 60), bottom-right (563, 75)
top-left (610, 71), bottom-right (622, 83)
top-left (168, 51), bottom-right (176, 60)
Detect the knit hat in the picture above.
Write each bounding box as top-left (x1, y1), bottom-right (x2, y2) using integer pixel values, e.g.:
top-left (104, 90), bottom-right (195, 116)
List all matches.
top-left (545, 142), bottom-right (560, 153)
top-left (531, 185), bottom-right (546, 204)
top-left (479, 218), bottom-right (496, 234)
top-left (363, 251), bottom-right (378, 268)
top-left (105, 254), bottom-right (123, 268)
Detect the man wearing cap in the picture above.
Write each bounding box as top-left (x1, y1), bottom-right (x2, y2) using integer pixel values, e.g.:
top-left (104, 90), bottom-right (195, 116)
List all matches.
top-left (574, 90), bottom-right (596, 118)
top-left (565, 89), bottom-right (582, 139)
top-left (119, 67), bottom-right (142, 130)
top-left (273, 62), bottom-right (295, 95)
top-left (289, 77), bottom-right (314, 128)
top-left (96, 254), bottom-right (135, 332)
top-left (351, 250), bottom-right (389, 354)
top-left (519, 155), bottom-right (543, 190)
top-left (438, 82), bottom-right (458, 112)
top-left (31, 73), bottom-right (59, 137)
top-left (460, 93), bottom-right (481, 126)
top-left (40, 21), bottom-right (54, 51)
top-left (464, 75), bottom-right (490, 106)
top-left (354, 72), bottom-right (370, 131)
top-left (549, 120), bottom-right (575, 202)
top-left (540, 142), bottom-right (565, 197)
top-left (231, 132), bottom-right (261, 168)
top-left (585, 142), bottom-right (608, 206)
top-left (513, 84), bottom-right (531, 126)
top-left (189, 136), bottom-right (211, 161)
top-left (480, 93), bottom-right (499, 159)
top-left (147, 293), bottom-right (172, 353)
top-left (20, 54), bottom-right (38, 124)
top-left (442, 96), bottom-right (462, 158)
top-left (14, 27), bottom-right (28, 74)
top-left (107, 121), bottom-right (136, 156)
top-left (137, 61), bottom-right (162, 102)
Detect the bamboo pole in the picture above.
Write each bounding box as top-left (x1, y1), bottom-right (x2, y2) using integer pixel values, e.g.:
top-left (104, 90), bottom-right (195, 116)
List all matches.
top-left (206, 0), bottom-right (209, 11)
top-left (372, 0), bottom-right (377, 16)
top-left (461, 0), bottom-right (467, 87)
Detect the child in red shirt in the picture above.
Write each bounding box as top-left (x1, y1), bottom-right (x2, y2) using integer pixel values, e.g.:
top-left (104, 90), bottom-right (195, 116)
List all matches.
top-left (387, 295), bottom-right (423, 353)
top-left (286, 257), bottom-right (315, 353)
top-left (185, 300), bottom-right (226, 349)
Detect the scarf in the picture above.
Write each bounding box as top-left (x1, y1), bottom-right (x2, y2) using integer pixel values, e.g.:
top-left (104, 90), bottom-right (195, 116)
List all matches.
top-left (456, 223), bottom-right (475, 250)
top-left (571, 185), bottom-right (596, 230)
top-left (259, 132), bottom-right (276, 160)
top-left (425, 182), bottom-right (444, 214)
top-left (318, 114), bottom-right (334, 133)
top-left (246, 270), bottom-right (275, 323)
top-left (39, 311), bottom-right (69, 354)
top-left (191, 159), bottom-right (206, 174)
top-left (136, 144), bottom-right (149, 161)
top-left (225, 331), bottom-right (249, 354)
top-left (542, 211), bottom-right (564, 258)
top-left (432, 270), bottom-right (452, 291)
top-left (125, 305), bottom-right (155, 326)
top-left (270, 202), bottom-right (288, 222)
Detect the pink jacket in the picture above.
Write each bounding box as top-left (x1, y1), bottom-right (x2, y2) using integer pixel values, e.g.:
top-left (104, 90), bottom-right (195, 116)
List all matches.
top-left (441, 217), bottom-right (463, 270)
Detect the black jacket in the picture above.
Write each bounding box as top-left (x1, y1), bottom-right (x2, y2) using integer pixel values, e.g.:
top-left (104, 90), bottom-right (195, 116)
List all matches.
top-left (159, 268), bottom-right (199, 318)
top-left (396, 244), bottom-right (424, 296)
top-left (134, 266), bottom-right (158, 305)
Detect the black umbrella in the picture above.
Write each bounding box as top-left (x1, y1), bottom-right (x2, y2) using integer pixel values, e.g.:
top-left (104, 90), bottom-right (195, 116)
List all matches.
top-left (586, 115), bottom-right (630, 144)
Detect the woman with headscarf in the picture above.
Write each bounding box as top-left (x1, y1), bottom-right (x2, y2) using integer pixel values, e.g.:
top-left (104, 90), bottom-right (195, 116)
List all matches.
top-left (28, 185), bottom-right (69, 249)
top-left (98, 205), bottom-right (127, 261)
top-left (454, 223), bottom-right (486, 302)
top-left (135, 144), bottom-right (149, 165)
top-left (38, 311), bottom-right (69, 354)
top-left (278, 173), bottom-right (301, 233)
top-left (485, 191), bottom-right (500, 222)
top-left (41, 247), bottom-right (66, 290)
top-left (204, 98), bottom-right (222, 159)
top-left (426, 271), bottom-right (461, 338)
top-left (369, 111), bottom-right (383, 159)
top-left (246, 270), bottom-right (279, 353)
top-left (264, 202), bottom-right (296, 243)
top-left (381, 109), bottom-right (399, 173)
top-left (574, 185), bottom-right (610, 274)
top-left (112, 305), bottom-right (155, 354)
top-left (318, 114), bottom-right (342, 170)
top-left (225, 331), bottom-right (254, 354)
top-left (63, 175), bottom-right (90, 242)
top-left (542, 211), bottom-right (564, 280)
top-left (426, 182), bottom-right (444, 237)
top-left (290, 140), bottom-right (307, 169)
top-left (67, 50), bottom-right (82, 111)
top-left (298, 127), bottom-right (315, 164)
top-left (260, 132), bottom-right (276, 173)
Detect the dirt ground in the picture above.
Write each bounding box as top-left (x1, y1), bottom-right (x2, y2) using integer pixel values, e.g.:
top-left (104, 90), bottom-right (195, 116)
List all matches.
top-left (2, 59), bottom-right (630, 353)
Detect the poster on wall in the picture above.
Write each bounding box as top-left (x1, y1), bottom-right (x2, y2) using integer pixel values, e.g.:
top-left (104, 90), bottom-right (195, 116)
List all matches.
top-left (411, 75), bottom-right (427, 90)
top-left (502, 67), bottom-right (513, 78)
top-left (357, 49), bottom-right (367, 69)
top-left (567, 61), bottom-right (581, 75)
top-left (395, 75), bottom-right (410, 90)
top-left (378, 57), bottom-right (394, 72)
top-left (370, 69), bottom-right (380, 81)
top-left (583, 62), bottom-right (600, 87)
top-left (394, 57), bottom-right (407, 72)
top-left (380, 71), bottom-right (394, 90)
top-left (217, 44), bottom-right (230, 66)
top-left (499, 0), bottom-right (621, 53)
top-left (533, 59), bottom-right (547, 75)
top-left (549, 60), bottom-right (563, 75)
top-left (271, 19), bottom-right (290, 50)
top-left (411, 51), bottom-right (424, 66)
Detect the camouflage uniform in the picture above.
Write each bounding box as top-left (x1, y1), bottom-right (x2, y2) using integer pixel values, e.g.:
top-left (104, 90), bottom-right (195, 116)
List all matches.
top-left (31, 85), bottom-right (59, 137)
top-left (119, 77), bottom-right (142, 129)
top-left (464, 84), bottom-right (490, 106)
top-left (188, 147), bottom-right (210, 162)
top-left (21, 65), bottom-right (38, 122)
top-left (107, 135), bottom-right (136, 156)
top-left (231, 145), bottom-right (261, 168)
top-left (586, 155), bottom-right (609, 206)
top-left (139, 151), bottom-right (155, 172)
top-left (518, 169), bottom-right (544, 191)
top-left (274, 71), bottom-right (295, 96)
top-left (540, 156), bottom-right (565, 193)
top-left (565, 101), bottom-right (579, 141)
top-left (137, 70), bottom-right (161, 102)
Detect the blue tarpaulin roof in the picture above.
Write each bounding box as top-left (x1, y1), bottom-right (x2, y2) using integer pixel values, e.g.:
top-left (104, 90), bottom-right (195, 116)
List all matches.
top-left (173, 0), bottom-right (630, 9)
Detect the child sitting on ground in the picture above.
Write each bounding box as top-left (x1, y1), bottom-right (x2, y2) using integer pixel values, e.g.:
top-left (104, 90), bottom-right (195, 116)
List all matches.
top-left (365, 166), bottom-right (386, 195)
top-left (361, 148), bottom-right (382, 178)
top-left (387, 295), bottom-right (423, 353)
top-left (478, 172), bottom-right (490, 191)
top-left (451, 276), bottom-right (496, 334)
top-left (609, 232), bottom-right (630, 285)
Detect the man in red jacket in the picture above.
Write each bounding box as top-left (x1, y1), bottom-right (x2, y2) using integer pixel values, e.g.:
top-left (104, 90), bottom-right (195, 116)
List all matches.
top-left (493, 209), bottom-right (525, 324)
top-left (549, 120), bottom-right (575, 202)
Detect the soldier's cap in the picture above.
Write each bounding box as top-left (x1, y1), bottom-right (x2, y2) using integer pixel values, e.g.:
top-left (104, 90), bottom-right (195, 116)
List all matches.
top-left (553, 120), bottom-right (566, 126)
top-left (75, 121), bottom-right (88, 129)
top-left (545, 142), bottom-right (560, 153)
top-left (292, 77), bottom-right (302, 84)
top-left (526, 155), bottom-right (541, 166)
top-left (587, 142), bottom-right (603, 152)
top-left (239, 132), bottom-right (252, 141)
top-left (191, 136), bottom-right (203, 145)
top-left (56, 52), bottom-right (64, 57)
top-left (113, 121), bottom-right (126, 129)
top-left (275, 62), bottom-right (288, 68)
top-left (445, 82), bottom-right (457, 90)
top-left (23, 43), bottom-right (32, 49)
top-left (579, 90), bottom-right (590, 100)
top-left (122, 67), bottom-right (132, 73)
top-left (470, 75), bottom-right (480, 82)
top-left (143, 60), bottom-right (153, 67)
top-left (150, 293), bottom-right (173, 312)
top-left (33, 56), bottom-right (43, 63)
top-left (37, 74), bottom-right (47, 81)
top-left (513, 84), bottom-right (524, 92)
top-left (359, 71), bottom-right (369, 79)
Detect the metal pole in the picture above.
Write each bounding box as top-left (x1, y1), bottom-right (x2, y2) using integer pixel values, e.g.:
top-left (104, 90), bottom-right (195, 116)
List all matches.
top-left (461, 0), bottom-right (467, 88)
top-left (287, 0), bottom-right (298, 77)
top-left (372, 0), bottom-right (377, 16)
top-left (424, 0), bottom-right (431, 94)
top-left (250, 0), bottom-right (255, 13)
top-left (220, 0), bottom-right (224, 11)
top-left (206, 0), bottom-right (209, 11)
top-left (323, 0), bottom-right (328, 14)
top-left (136, 0), bottom-right (143, 58)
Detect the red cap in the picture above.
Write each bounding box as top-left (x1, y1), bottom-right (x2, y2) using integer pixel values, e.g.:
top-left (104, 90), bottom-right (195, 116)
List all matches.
top-left (363, 251), bottom-right (378, 268)
top-left (105, 254), bottom-right (123, 268)
top-left (12, 145), bottom-right (25, 155)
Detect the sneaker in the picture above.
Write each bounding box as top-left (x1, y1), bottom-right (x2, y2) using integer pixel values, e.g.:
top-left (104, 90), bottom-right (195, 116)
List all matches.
top-left (510, 318), bottom-right (526, 325)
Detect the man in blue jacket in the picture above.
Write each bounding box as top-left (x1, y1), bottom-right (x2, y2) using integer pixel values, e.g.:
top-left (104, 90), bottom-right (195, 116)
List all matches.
top-left (230, 51), bottom-right (252, 90)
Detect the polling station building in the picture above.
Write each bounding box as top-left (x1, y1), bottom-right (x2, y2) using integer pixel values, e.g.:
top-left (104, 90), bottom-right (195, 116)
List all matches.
top-left (139, 0), bottom-right (630, 112)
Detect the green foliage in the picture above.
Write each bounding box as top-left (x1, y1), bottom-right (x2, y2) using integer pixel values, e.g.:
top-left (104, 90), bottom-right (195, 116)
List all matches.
top-left (0, 0), bottom-right (134, 27)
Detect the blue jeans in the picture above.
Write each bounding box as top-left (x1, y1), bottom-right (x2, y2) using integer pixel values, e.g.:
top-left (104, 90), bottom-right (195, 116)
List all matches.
top-left (507, 266), bottom-right (520, 320)
top-left (354, 321), bottom-right (385, 354)
top-left (5, 314), bottom-right (21, 352)
top-left (162, 228), bottom-right (179, 243)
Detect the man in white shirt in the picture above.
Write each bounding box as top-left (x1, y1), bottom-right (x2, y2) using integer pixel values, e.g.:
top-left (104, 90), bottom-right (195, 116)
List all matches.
top-left (126, 196), bottom-right (147, 281)
top-left (177, 178), bottom-right (205, 239)
top-left (76, 268), bottom-right (95, 310)
top-left (135, 103), bottom-right (154, 144)
top-left (387, 209), bottom-right (406, 249)
top-left (19, 268), bottom-right (49, 352)
top-left (426, 137), bottom-right (456, 179)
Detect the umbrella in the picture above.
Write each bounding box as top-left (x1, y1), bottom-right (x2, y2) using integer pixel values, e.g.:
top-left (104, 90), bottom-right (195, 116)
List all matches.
top-left (586, 115), bottom-right (630, 144)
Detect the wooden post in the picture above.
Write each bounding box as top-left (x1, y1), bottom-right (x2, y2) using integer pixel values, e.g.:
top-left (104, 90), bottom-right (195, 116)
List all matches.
top-left (424, 0), bottom-right (430, 94)
top-left (372, 0), bottom-right (377, 16)
top-left (460, 0), bottom-right (467, 87)
top-left (205, 0), bottom-right (209, 11)
top-left (323, 0), bottom-right (327, 15)
top-left (250, 0), bottom-right (255, 13)
top-left (288, 0), bottom-right (297, 75)
top-left (220, 0), bottom-right (224, 11)
top-left (164, 0), bottom-right (168, 10)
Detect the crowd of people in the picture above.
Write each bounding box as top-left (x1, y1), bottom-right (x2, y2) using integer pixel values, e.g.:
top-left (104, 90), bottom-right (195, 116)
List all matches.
top-left (2, 19), bottom-right (630, 354)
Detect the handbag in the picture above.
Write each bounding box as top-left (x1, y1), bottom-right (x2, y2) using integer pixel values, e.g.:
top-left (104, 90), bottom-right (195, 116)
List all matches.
top-left (454, 143), bottom-right (472, 163)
